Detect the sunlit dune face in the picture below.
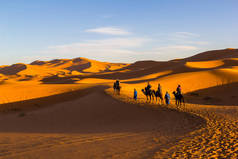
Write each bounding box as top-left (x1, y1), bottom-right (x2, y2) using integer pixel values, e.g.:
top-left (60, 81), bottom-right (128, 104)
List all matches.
top-left (31, 57), bottom-right (128, 74)
top-left (82, 60), bottom-right (127, 73)
top-left (122, 70), bottom-right (172, 83)
top-left (185, 60), bottom-right (224, 69)
top-left (115, 67), bottom-right (238, 103)
top-left (77, 78), bottom-right (114, 84)
top-left (18, 65), bottom-right (70, 77)
top-left (0, 82), bottom-right (94, 104)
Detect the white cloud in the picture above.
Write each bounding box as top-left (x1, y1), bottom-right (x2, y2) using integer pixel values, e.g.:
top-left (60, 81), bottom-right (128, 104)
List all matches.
top-left (167, 32), bottom-right (209, 46)
top-left (85, 27), bottom-right (130, 35)
top-left (31, 31), bottom-right (208, 63)
top-left (143, 45), bottom-right (199, 60)
top-left (174, 32), bottom-right (200, 38)
top-left (156, 45), bottom-right (198, 51)
top-left (39, 37), bottom-right (150, 62)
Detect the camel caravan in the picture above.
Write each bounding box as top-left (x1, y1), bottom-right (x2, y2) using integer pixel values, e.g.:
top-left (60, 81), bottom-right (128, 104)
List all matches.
top-left (113, 80), bottom-right (185, 108)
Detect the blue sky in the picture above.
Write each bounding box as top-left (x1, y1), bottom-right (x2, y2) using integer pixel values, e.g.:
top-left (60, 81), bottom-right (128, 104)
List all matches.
top-left (0, 0), bottom-right (237, 64)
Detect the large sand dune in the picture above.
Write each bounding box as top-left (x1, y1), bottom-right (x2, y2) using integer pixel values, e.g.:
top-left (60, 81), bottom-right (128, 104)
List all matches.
top-left (0, 48), bottom-right (238, 158)
top-left (0, 85), bottom-right (203, 159)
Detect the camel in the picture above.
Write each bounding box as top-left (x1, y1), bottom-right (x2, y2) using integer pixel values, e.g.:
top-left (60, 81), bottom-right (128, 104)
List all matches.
top-left (141, 88), bottom-right (154, 102)
top-left (172, 91), bottom-right (185, 108)
top-left (113, 82), bottom-right (121, 95)
top-left (152, 90), bottom-right (164, 105)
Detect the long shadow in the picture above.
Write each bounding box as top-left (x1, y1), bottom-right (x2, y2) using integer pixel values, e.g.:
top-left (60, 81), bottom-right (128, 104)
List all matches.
top-left (185, 82), bottom-right (238, 106)
top-left (0, 85), bottom-right (205, 135)
top-left (0, 84), bottom-right (98, 113)
top-left (41, 75), bottom-right (79, 84)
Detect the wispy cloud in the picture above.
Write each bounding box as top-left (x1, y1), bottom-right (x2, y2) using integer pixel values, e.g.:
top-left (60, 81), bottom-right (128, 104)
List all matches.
top-left (168, 32), bottom-right (209, 46)
top-left (31, 31), bottom-right (208, 63)
top-left (39, 37), bottom-right (150, 62)
top-left (155, 45), bottom-right (198, 51)
top-left (139, 45), bottom-right (199, 61)
top-left (85, 27), bottom-right (130, 35)
top-left (174, 32), bottom-right (200, 38)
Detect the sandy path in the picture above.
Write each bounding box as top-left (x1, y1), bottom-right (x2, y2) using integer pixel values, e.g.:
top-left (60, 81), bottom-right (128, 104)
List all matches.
top-left (0, 86), bottom-right (203, 159)
top-left (153, 105), bottom-right (238, 158)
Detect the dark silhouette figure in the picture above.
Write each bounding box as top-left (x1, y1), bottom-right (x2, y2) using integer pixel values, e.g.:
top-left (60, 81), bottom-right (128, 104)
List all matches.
top-left (141, 88), bottom-right (154, 101)
top-left (173, 91), bottom-right (185, 108)
top-left (176, 84), bottom-right (182, 95)
top-left (152, 90), bottom-right (164, 105)
top-left (164, 91), bottom-right (170, 105)
top-left (146, 82), bottom-right (152, 91)
top-left (134, 88), bottom-right (137, 100)
top-left (113, 80), bottom-right (121, 95)
top-left (156, 83), bottom-right (164, 105)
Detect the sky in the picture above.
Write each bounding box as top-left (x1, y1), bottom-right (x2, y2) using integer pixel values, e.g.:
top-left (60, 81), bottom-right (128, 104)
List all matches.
top-left (0, 0), bottom-right (238, 65)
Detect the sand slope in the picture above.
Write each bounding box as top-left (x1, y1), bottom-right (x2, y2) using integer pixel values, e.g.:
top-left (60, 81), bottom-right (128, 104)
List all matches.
top-left (0, 86), bottom-right (203, 159)
top-left (0, 48), bottom-right (238, 158)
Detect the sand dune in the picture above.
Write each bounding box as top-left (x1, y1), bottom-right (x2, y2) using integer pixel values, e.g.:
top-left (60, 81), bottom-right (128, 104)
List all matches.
top-left (31, 57), bottom-right (128, 73)
top-left (0, 48), bottom-right (238, 158)
top-left (185, 48), bottom-right (238, 61)
top-left (185, 60), bottom-right (224, 69)
top-left (0, 86), bottom-right (203, 159)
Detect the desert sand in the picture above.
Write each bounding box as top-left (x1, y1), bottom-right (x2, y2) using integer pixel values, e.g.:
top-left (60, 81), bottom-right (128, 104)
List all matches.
top-left (0, 48), bottom-right (238, 158)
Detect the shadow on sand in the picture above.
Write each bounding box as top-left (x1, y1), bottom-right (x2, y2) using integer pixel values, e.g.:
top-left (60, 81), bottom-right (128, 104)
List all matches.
top-left (185, 82), bottom-right (238, 106)
top-left (0, 85), bottom-right (205, 135)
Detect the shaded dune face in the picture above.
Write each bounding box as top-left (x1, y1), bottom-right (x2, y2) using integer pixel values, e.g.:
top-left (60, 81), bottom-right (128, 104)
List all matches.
top-left (185, 48), bottom-right (238, 61)
top-left (185, 82), bottom-right (238, 106)
top-left (0, 64), bottom-right (27, 75)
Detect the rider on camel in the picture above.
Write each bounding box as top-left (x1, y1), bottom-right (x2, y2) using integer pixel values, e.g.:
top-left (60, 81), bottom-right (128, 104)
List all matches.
top-left (158, 83), bottom-right (162, 95)
top-left (177, 84), bottom-right (182, 95)
top-left (146, 82), bottom-right (152, 91)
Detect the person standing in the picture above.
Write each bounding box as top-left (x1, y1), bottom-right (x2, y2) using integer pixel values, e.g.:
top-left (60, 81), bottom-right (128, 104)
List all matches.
top-left (134, 88), bottom-right (137, 100)
top-left (165, 91), bottom-right (170, 105)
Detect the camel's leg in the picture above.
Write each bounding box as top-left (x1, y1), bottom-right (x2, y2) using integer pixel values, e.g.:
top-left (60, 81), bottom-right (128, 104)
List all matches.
top-left (161, 97), bottom-right (164, 105)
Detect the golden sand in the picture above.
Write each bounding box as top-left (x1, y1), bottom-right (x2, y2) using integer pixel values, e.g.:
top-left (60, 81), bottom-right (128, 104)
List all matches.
top-left (0, 48), bottom-right (237, 158)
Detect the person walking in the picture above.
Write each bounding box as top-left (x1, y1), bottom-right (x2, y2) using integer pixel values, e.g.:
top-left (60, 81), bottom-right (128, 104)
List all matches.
top-left (165, 91), bottom-right (170, 105)
top-left (134, 88), bottom-right (137, 100)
